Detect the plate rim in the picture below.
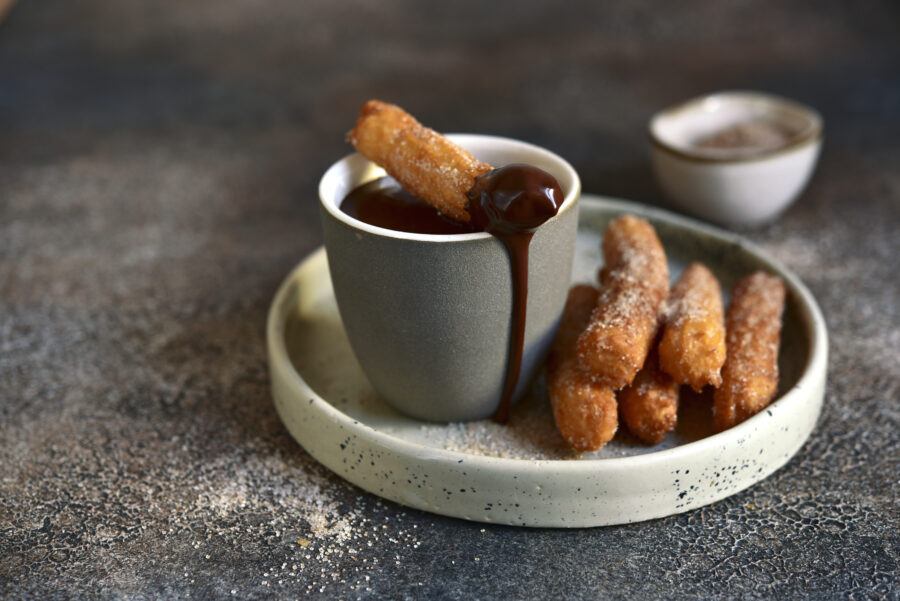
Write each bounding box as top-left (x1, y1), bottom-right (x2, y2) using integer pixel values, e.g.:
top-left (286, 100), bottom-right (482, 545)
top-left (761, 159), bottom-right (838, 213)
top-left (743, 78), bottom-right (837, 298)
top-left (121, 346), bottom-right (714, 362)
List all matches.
top-left (267, 194), bottom-right (828, 526)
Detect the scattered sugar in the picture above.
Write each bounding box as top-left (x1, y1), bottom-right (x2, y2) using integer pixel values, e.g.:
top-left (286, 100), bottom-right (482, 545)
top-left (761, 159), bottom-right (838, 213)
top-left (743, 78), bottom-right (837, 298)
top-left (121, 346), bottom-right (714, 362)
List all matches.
top-left (416, 382), bottom-right (577, 460)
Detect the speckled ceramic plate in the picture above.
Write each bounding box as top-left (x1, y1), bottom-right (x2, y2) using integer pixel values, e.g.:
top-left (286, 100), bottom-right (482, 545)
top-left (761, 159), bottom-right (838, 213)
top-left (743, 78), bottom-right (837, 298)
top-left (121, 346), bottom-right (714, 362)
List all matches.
top-left (267, 194), bottom-right (827, 527)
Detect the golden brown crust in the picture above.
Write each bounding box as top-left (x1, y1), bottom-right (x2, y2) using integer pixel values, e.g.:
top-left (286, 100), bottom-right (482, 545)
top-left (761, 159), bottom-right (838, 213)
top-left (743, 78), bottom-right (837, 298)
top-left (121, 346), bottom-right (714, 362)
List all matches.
top-left (575, 216), bottom-right (669, 389)
top-left (548, 365), bottom-right (618, 452)
top-left (548, 284), bottom-right (599, 373)
top-left (347, 100), bottom-right (492, 223)
top-left (659, 262), bottom-right (726, 392)
top-left (547, 285), bottom-right (618, 452)
top-left (713, 271), bottom-right (786, 431)
top-left (618, 348), bottom-right (679, 445)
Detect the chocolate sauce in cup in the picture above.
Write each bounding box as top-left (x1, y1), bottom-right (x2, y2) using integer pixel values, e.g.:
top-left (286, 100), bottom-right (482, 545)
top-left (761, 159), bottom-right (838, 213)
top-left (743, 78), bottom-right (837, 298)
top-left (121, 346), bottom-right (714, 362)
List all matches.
top-left (325, 135), bottom-right (579, 423)
top-left (341, 177), bottom-right (480, 236)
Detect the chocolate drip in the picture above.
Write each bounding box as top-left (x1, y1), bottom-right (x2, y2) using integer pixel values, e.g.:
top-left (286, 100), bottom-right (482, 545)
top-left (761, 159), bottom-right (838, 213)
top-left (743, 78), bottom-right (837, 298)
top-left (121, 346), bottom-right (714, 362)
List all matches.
top-left (466, 164), bottom-right (563, 423)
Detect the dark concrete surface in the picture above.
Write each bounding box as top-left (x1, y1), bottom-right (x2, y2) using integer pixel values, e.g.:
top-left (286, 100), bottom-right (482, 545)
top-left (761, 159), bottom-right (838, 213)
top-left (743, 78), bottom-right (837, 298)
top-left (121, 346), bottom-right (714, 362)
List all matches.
top-left (1, 1), bottom-right (898, 599)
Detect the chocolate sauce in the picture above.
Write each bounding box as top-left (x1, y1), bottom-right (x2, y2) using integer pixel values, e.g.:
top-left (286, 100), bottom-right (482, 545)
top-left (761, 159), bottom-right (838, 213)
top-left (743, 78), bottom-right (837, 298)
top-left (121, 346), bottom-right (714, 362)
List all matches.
top-left (341, 177), bottom-right (480, 235)
top-left (341, 164), bottom-right (563, 424)
top-left (466, 164), bottom-right (563, 423)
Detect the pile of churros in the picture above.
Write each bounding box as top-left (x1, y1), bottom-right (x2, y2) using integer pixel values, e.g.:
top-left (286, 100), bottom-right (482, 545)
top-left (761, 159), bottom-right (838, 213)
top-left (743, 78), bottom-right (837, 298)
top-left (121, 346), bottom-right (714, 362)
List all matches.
top-left (548, 215), bottom-right (786, 451)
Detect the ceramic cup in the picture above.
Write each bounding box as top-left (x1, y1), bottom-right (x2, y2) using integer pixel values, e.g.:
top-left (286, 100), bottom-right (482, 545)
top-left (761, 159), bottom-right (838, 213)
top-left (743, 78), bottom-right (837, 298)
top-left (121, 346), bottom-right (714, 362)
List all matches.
top-left (319, 135), bottom-right (580, 422)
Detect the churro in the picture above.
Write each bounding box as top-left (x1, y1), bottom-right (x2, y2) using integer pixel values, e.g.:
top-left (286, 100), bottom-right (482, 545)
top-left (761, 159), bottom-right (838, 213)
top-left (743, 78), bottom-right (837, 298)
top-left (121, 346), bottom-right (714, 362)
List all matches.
top-left (713, 271), bottom-right (786, 431)
top-left (576, 216), bottom-right (669, 389)
top-left (618, 347), bottom-right (679, 445)
top-left (547, 284), bottom-right (618, 452)
top-left (659, 262), bottom-right (726, 392)
top-left (548, 285), bottom-right (600, 375)
top-left (347, 100), bottom-right (491, 223)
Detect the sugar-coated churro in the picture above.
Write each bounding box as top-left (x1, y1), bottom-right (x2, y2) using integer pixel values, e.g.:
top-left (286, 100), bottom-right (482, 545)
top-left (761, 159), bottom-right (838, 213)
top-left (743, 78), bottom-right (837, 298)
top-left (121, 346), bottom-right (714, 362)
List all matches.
top-left (713, 271), bottom-right (786, 431)
top-left (618, 347), bottom-right (679, 445)
top-left (347, 100), bottom-right (491, 223)
top-left (547, 284), bottom-right (618, 452)
top-left (659, 262), bottom-right (726, 392)
top-left (576, 216), bottom-right (669, 389)
top-left (547, 285), bottom-right (600, 375)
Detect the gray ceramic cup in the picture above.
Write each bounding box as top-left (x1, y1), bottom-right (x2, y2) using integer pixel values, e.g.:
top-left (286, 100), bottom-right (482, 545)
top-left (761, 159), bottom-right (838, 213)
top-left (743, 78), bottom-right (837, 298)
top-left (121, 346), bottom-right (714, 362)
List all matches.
top-left (319, 134), bottom-right (580, 422)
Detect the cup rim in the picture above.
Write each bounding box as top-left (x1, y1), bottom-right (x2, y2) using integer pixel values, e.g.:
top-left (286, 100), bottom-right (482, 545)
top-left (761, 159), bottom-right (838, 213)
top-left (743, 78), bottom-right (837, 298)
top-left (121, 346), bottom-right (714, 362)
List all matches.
top-left (319, 133), bottom-right (581, 242)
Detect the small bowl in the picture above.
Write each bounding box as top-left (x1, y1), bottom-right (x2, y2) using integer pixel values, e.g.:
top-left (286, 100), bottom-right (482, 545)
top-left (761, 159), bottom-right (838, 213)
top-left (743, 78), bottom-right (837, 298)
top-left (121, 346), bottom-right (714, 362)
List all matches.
top-left (649, 91), bottom-right (822, 228)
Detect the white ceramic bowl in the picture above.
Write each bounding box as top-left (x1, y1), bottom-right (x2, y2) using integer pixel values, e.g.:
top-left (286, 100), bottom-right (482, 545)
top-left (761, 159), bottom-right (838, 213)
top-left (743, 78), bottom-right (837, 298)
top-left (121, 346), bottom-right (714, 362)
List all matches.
top-left (649, 91), bottom-right (823, 228)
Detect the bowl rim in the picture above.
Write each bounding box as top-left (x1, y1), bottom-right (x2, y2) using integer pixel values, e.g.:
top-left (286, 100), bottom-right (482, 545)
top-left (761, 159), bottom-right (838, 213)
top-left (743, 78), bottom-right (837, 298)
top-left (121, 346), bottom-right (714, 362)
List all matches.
top-left (648, 90), bottom-right (823, 164)
top-left (319, 133), bottom-right (581, 243)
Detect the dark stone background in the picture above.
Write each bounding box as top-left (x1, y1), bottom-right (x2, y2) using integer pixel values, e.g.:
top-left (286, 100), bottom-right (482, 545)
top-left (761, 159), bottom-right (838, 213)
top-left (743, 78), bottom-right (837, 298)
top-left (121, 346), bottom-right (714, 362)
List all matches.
top-left (1, 1), bottom-right (898, 599)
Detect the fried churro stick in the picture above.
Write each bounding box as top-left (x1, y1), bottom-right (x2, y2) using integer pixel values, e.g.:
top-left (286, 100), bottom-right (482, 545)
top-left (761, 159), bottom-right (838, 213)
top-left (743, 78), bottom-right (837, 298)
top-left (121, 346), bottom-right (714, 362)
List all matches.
top-left (576, 216), bottom-right (669, 389)
top-left (547, 285), bottom-right (600, 375)
top-left (347, 100), bottom-right (491, 223)
top-left (547, 284), bottom-right (618, 452)
top-left (618, 347), bottom-right (679, 445)
top-left (659, 263), bottom-right (726, 392)
top-left (713, 272), bottom-right (786, 431)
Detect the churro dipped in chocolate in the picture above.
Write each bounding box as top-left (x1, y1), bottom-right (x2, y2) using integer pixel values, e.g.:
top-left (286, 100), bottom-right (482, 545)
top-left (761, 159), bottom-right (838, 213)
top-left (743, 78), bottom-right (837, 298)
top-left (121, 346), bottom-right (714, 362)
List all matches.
top-left (347, 100), bottom-right (566, 424)
top-left (576, 216), bottom-right (669, 389)
top-left (618, 347), bottom-right (679, 445)
top-left (348, 100), bottom-right (491, 223)
top-left (714, 272), bottom-right (786, 431)
top-left (548, 284), bottom-right (618, 452)
top-left (659, 263), bottom-right (726, 392)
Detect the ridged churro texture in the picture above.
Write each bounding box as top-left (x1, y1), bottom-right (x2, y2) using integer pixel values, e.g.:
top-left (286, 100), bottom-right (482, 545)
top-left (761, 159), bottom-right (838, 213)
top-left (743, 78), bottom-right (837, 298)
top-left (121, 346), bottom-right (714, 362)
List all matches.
top-left (547, 284), bottom-right (618, 452)
top-left (347, 100), bottom-right (492, 223)
top-left (713, 271), bottom-right (786, 431)
top-left (576, 216), bottom-right (669, 389)
top-left (659, 262), bottom-right (726, 392)
top-left (618, 348), bottom-right (679, 445)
